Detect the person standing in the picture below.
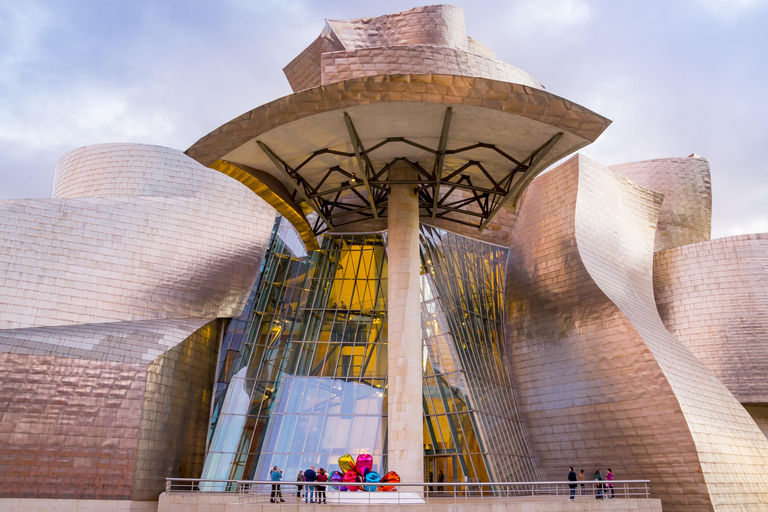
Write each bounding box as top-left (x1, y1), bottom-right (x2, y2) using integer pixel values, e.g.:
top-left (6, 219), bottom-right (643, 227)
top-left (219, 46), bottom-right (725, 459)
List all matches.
top-left (578, 469), bottom-right (585, 495)
top-left (316, 468), bottom-right (328, 504)
top-left (296, 470), bottom-right (304, 498)
top-left (606, 469), bottom-right (615, 499)
top-left (270, 466), bottom-right (285, 503)
top-left (567, 467), bottom-right (577, 501)
top-left (304, 465), bottom-right (317, 503)
top-left (438, 470), bottom-right (444, 494)
top-left (593, 469), bottom-right (603, 499)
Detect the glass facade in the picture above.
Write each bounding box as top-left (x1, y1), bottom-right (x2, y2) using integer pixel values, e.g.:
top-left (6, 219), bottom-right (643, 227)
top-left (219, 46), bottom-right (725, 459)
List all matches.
top-left (420, 226), bottom-right (538, 483)
top-left (202, 217), bottom-right (537, 485)
top-left (202, 218), bottom-right (388, 482)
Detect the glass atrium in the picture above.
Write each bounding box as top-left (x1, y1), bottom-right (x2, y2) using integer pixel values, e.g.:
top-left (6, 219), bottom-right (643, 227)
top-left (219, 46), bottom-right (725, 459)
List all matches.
top-left (201, 217), bottom-right (537, 484)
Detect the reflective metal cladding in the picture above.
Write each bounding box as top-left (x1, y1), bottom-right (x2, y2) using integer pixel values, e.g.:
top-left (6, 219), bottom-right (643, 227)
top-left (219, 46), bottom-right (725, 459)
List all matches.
top-left (2, 4), bottom-right (768, 512)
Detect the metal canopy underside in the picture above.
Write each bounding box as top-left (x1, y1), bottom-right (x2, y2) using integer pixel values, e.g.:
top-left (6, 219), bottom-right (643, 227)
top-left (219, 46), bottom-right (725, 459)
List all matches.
top-left (217, 101), bottom-right (585, 237)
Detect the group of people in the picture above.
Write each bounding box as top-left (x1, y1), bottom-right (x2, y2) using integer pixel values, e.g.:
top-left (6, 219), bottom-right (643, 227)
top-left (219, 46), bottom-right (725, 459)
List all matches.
top-left (296, 465), bottom-right (329, 504)
top-left (268, 465), bottom-right (329, 503)
top-left (567, 467), bottom-right (615, 500)
top-left (426, 470), bottom-right (446, 494)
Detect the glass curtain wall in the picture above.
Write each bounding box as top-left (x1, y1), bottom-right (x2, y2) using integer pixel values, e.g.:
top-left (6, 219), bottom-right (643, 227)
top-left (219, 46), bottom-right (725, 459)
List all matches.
top-left (420, 225), bottom-right (539, 483)
top-left (202, 218), bottom-right (538, 486)
top-left (201, 218), bottom-right (388, 482)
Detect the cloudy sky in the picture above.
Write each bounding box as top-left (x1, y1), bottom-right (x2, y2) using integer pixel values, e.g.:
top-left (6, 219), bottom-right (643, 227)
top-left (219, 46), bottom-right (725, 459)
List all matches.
top-left (1, 0), bottom-right (766, 238)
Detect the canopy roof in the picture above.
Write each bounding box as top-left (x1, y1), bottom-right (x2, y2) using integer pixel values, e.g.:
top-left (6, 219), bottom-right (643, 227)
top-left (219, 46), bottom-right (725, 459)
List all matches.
top-left (186, 74), bottom-right (610, 250)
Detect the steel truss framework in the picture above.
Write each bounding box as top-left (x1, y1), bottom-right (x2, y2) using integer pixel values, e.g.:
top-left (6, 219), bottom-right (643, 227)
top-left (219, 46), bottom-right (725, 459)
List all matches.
top-left (253, 107), bottom-right (563, 236)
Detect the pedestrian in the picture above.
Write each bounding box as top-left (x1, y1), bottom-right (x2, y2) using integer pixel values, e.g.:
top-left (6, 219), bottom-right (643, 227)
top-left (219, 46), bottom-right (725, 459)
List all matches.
top-left (593, 469), bottom-right (603, 499)
top-left (316, 468), bottom-right (328, 504)
top-left (270, 466), bottom-right (285, 503)
top-left (438, 470), bottom-right (444, 493)
top-left (578, 469), bottom-right (585, 495)
top-left (296, 470), bottom-right (304, 498)
top-left (304, 465), bottom-right (317, 503)
top-left (606, 468), bottom-right (615, 499)
top-left (567, 467), bottom-right (577, 501)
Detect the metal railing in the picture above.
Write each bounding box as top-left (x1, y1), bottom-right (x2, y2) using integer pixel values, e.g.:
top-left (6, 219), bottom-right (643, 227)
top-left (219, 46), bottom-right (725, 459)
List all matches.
top-left (165, 478), bottom-right (651, 504)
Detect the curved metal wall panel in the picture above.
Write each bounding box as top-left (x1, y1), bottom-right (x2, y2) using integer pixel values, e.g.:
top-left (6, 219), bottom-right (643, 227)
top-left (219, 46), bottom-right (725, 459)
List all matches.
top-left (320, 45), bottom-right (542, 89)
top-left (653, 233), bottom-right (768, 404)
top-left (743, 405), bottom-right (768, 441)
top-left (0, 320), bottom-right (220, 500)
top-left (575, 156), bottom-right (768, 511)
top-left (0, 143), bottom-right (278, 500)
top-left (325, 5), bottom-right (469, 52)
top-left (283, 5), bottom-right (544, 93)
top-left (0, 353), bottom-right (145, 499)
top-left (0, 318), bottom-right (211, 364)
top-left (285, 5), bottom-right (469, 92)
top-left (52, 143), bottom-right (243, 199)
top-left (132, 320), bottom-right (221, 500)
top-left (506, 154), bottom-right (768, 511)
top-left (610, 156), bottom-right (711, 252)
top-left (0, 197), bottom-right (273, 328)
top-left (0, 144), bottom-right (276, 329)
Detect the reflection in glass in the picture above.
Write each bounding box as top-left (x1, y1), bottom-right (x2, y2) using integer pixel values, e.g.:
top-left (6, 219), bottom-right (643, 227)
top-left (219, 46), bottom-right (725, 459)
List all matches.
top-left (202, 218), bottom-right (538, 487)
top-left (202, 218), bottom-right (388, 481)
top-left (420, 225), bottom-right (539, 483)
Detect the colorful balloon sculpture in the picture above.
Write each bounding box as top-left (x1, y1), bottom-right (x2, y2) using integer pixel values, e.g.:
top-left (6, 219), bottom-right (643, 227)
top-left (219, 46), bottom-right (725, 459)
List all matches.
top-left (330, 470), bottom-right (345, 491)
top-left (355, 454), bottom-right (373, 477)
top-left (332, 453), bottom-right (399, 492)
top-left (343, 470), bottom-right (361, 492)
top-left (379, 471), bottom-right (400, 492)
top-left (364, 471), bottom-right (381, 492)
top-left (338, 454), bottom-right (357, 474)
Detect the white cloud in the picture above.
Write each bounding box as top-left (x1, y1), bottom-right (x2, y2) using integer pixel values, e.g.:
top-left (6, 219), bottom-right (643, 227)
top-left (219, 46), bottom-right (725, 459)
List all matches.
top-left (0, 1), bottom-right (53, 87)
top-left (0, 84), bottom-right (175, 150)
top-left (697, 0), bottom-right (766, 8)
top-left (693, 0), bottom-right (767, 19)
top-left (506, 0), bottom-right (592, 33)
top-left (713, 217), bottom-right (768, 239)
top-left (0, 0), bottom-right (765, 239)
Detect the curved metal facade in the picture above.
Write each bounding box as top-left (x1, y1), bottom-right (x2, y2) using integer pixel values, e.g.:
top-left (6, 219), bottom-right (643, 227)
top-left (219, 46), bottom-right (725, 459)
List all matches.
top-left (283, 5), bottom-right (542, 92)
top-left (653, 233), bottom-right (768, 441)
top-left (1, 5), bottom-right (767, 511)
top-left (610, 155), bottom-right (712, 252)
top-left (0, 143), bottom-right (275, 499)
top-left (505, 154), bottom-right (768, 511)
top-left (1, 144), bottom-right (275, 330)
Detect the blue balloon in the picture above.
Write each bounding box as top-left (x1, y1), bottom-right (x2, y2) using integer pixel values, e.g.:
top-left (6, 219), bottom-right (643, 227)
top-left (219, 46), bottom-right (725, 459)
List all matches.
top-left (364, 471), bottom-right (381, 492)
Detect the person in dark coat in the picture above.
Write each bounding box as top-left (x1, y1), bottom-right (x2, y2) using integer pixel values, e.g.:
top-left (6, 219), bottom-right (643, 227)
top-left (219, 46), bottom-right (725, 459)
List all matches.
top-left (316, 468), bottom-right (328, 504)
top-left (296, 470), bottom-right (304, 498)
top-left (304, 465), bottom-right (317, 503)
top-left (594, 469), bottom-right (604, 499)
top-left (568, 467), bottom-right (577, 501)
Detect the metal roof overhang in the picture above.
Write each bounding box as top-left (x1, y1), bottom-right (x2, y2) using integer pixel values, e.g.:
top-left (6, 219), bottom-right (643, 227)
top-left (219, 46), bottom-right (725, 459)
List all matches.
top-left (187, 75), bottom-right (611, 251)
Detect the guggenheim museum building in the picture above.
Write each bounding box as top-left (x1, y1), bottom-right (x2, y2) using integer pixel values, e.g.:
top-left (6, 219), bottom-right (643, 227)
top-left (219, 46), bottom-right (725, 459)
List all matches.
top-left (1, 5), bottom-right (768, 512)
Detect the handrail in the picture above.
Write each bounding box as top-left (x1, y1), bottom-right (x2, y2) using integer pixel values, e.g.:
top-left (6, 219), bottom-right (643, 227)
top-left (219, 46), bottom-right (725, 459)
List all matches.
top-left (165, 478), bottom-right (652, 503)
